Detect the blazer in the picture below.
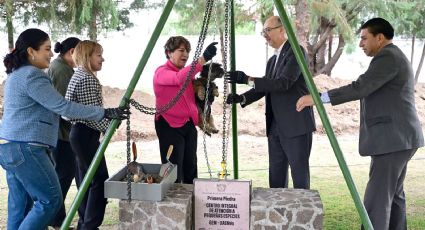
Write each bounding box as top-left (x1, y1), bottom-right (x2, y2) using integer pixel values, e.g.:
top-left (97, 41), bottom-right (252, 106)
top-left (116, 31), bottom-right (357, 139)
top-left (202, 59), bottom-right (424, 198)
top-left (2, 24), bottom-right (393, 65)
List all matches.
top-left (0, 65), bottom-right (104, 147)
top-left (48, 57), bottom-right (74, 141)
top-left (328, 43), bottom-right (424, 156)
top-left (242, 42), bottom-right (316, 138)
top-left (65, 67), bottom-right (110, 133)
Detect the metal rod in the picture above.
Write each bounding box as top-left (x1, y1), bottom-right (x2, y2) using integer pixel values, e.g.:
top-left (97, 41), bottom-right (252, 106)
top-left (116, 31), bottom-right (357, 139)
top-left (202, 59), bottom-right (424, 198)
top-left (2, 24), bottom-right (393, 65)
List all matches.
top-left (229, 0), bottom-right (238, 179)
top-left (60, 0), bottom-right (176, 229)
top-left (272, 1), bottom-right (373, 229)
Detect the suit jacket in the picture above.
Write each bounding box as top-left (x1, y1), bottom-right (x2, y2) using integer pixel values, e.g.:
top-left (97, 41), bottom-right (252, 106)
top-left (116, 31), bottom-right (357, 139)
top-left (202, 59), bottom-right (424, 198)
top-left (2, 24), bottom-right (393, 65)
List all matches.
top-left (328, 43), bottom-right (424, 156)
top-left (242, 42), bottom-right (316, 138)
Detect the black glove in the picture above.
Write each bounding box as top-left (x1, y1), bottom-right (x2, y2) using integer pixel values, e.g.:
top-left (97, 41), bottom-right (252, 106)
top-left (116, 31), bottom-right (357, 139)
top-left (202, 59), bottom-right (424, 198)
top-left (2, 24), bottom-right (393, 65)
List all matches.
top-left (104, 106), bottom-right (131, 120)
top-left (226, 93), bottom-right (244, 104)
top-left (202, 42), bottom-right (218, 62)
top-left (226, 70), bottom-right (248, 84)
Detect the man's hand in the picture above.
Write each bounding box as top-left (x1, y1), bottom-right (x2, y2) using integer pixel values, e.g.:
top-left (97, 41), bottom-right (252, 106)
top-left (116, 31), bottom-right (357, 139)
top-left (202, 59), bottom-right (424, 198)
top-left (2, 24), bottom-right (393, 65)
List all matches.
top-left (104, 106), bottom-right (131, 120)
top-left (296, 95), bottom-right (314, 111)
top-left (226, 93), bottom-right (244, 104)
top-left (226, 70), bottom-right (248, 84)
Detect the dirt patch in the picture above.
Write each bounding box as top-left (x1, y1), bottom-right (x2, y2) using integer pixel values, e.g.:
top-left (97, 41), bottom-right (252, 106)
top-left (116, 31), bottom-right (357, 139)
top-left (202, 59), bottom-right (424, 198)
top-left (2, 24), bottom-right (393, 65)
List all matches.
top-left (0, 74), bottom-right (424, 141)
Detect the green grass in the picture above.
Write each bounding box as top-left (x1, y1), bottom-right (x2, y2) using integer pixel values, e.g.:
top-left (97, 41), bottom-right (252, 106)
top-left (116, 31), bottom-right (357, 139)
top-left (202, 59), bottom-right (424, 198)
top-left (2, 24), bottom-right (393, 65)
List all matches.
top-left (0, 135), bottom-right (424, 229)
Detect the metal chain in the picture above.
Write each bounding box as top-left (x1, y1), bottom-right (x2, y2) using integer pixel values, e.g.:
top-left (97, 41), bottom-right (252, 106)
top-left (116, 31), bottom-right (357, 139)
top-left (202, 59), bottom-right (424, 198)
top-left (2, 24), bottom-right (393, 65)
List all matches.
top-left (126, 115), bottom-right (131, 202)
top-left (129, 99), bottom-right (156, 115)
top-left (202, 63), bottom-right (214, 178)
top-left (201, 0), bottom-right (222, 179)
top-left (220, 0), bottom-right (231, 179)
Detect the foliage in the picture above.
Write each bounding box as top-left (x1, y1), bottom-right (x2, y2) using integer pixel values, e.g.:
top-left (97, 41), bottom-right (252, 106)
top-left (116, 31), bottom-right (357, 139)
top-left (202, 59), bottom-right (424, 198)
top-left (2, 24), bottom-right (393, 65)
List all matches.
top-left (0, 0), bottom-right (150, 42)
top-left (166, 0), bottom-right (255, 35)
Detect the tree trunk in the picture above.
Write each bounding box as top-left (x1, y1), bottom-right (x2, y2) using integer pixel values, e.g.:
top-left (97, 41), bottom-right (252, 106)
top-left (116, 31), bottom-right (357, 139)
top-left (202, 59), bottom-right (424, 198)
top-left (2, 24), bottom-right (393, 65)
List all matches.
top-left (415, 41), bottom-right (425, 84)
top-left (316, 42), bottom-right (326, 74)
top-left (313, 18), bottom-right (334, 74)
top-left (219, 28), bottom-right (225, 64)
top-left (294, 0), bottom-right (310, 49)
top-left (328, 33), bottom-right (333, 62)
top-left (411, 35), bottom-right (415, 65)
top-left (319, 34), bottom-right (345, 75)
top-left (89, 4), bottom-right (98, 41)
top-left (6, 0), bottom-right (14, 51)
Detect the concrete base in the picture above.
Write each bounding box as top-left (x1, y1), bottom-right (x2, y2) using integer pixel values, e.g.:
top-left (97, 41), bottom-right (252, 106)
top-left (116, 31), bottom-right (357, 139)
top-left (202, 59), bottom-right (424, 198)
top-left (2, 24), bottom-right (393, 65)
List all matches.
top-left (119, 184), bottom-right (193, 230)
top-left (118, 185), bottom-right (323, 230)
top-left (251, 188), bottom-right (323, 229)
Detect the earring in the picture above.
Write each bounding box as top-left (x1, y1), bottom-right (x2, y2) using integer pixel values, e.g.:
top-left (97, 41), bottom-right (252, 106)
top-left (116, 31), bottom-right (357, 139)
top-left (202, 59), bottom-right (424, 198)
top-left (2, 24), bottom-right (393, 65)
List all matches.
top-left (31, 55), bottom-right (35, 61)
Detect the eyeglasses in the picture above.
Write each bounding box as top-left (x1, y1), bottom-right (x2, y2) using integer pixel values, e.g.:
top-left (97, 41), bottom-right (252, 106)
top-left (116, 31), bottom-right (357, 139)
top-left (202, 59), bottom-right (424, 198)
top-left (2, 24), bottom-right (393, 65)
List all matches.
top-left (261, 25), bottom-right (282, 36)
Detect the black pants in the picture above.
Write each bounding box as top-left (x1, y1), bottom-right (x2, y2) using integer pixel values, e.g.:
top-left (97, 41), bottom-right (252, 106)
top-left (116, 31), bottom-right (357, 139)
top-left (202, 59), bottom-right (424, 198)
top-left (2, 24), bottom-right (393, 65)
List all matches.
top-left (50, 139), bottom-right (76, 227)
top-left (155, 116), bottom-right (198, 184)
top-left (70, 123), bottom-right (108, 230)
top-left (363, 148), bottom-right (416, 230)
top-left (268, 118), bottom-right (312, 189)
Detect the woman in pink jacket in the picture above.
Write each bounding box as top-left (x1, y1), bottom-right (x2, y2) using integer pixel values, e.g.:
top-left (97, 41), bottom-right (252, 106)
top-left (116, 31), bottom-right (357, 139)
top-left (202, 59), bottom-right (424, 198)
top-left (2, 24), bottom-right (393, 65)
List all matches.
top-left (153, 36), bottom-right (217, 183)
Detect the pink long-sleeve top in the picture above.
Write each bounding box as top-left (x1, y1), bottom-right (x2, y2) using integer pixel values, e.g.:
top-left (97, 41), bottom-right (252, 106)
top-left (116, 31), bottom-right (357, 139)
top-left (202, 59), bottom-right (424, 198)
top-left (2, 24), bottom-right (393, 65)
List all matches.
top-left (153, 59), bottom-right (202, 128)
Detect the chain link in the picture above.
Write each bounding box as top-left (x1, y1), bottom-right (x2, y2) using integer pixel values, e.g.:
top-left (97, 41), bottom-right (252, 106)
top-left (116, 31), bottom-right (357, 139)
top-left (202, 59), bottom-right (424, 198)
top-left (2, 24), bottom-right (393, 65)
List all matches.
top-left (126, 115), bottom-right (131, 202)
top-left (201, 63), bottom-right (214, 178)
top-left (220, 0), bottom-right (231, 179)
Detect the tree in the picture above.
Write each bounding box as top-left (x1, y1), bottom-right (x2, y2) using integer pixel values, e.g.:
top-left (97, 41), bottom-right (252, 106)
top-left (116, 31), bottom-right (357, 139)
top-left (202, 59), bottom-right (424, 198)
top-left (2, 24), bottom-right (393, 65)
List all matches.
top-left (308, 0), bottom-right (368, 76)
top-left (0, 0), bottom-right (51, 50)
top-left (169, 0), bottom-right (254, 35)
top-left (4, 0), bottom-right (13, 51)
top-left (252, 0), bottom-right (368, 76)
top-left (166, 0), bottom-right (254, 64)
top-left (366, 0), bottom-right (425, 84)
top-left (1, 0), bottom-right (149, 46)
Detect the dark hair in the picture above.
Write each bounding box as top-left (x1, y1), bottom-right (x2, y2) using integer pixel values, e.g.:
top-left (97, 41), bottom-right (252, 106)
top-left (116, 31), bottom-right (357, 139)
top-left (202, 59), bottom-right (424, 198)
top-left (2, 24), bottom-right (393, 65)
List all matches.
top-left (164, 36), bottom-right (191, 59)
top-left (3, 28), bottom-right (49, 74)
top-left (54, 37), bottom-right (80, 56)
top-left (360, 18), bottom-right (394, 40)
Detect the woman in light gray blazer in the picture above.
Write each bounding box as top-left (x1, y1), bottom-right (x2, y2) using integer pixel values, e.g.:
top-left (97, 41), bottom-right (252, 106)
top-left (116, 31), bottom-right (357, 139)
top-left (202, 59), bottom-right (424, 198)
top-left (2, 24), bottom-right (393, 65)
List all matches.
top-left (0, 28), bottom-right (129, 230)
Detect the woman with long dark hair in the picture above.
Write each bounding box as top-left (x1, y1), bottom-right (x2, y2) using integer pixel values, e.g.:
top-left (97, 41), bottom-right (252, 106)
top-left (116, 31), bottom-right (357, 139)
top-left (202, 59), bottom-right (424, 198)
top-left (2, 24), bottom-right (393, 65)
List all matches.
top-left (0, 28), bottom-right (129, 230)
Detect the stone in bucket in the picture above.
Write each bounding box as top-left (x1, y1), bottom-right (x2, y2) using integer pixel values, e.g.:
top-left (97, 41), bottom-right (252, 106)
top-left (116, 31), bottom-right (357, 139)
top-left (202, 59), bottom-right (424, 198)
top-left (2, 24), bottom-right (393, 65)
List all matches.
top-left (159, 145), bottom-right (174, 178)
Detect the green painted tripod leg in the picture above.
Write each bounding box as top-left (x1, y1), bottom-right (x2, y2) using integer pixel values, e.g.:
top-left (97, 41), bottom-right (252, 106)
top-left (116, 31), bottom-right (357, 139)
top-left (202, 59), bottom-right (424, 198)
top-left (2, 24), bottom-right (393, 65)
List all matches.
top-left (60, 0), bottom-right (177, 229)
top-left (272, 1), bottom-right (374, 229)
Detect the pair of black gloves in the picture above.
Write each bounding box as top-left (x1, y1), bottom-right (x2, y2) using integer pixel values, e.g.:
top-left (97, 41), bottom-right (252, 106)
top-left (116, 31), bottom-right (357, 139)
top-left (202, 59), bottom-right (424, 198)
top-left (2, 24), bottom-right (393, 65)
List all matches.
top-left (225, 70), bottom-right (249, 104)
top-left (203, 42), bottom-right (249, 104)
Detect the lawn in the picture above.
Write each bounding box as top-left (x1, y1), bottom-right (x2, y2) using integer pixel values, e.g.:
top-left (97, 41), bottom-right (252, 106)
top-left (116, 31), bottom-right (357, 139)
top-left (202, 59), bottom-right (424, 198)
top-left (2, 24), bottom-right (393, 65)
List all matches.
top-left (0, 134), bottom-right (424, 229)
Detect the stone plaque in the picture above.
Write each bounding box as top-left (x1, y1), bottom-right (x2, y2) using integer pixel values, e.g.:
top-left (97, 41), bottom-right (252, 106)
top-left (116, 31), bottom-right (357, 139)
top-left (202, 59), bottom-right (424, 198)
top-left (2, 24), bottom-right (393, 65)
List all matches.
top-left (194, 179), bottom-right (251, 230)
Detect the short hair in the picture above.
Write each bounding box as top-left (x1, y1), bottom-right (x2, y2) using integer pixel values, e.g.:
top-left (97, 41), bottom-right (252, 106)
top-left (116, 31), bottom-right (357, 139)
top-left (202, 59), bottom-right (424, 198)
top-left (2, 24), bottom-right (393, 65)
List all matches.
top-left (275, 17), bottom-right (282, 26)
top-left (54, 37), bottom-right (81, 56)
top-left (163, 36), bottom-right (191, 59)
top-left (360, 18), bottom-right (394, 40)
top-left (3, 28), bottom-right (49, 74)
top-left (72, 40), bottom-right (103, 75)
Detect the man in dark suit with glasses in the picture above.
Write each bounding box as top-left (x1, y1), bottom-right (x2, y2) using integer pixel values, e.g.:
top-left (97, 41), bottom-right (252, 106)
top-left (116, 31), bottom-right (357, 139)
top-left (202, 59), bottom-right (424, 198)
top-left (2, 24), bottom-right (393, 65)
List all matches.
top-left (226, 15), bottom-right (316, 189)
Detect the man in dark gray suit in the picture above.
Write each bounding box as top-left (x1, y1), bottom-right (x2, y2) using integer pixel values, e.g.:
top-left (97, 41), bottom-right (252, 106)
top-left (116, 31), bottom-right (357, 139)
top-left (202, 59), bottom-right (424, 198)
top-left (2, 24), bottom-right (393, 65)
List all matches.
top-left (226, 15), bottom-right (316, 189)
top-left (296, 18), bottom-right (424, 229)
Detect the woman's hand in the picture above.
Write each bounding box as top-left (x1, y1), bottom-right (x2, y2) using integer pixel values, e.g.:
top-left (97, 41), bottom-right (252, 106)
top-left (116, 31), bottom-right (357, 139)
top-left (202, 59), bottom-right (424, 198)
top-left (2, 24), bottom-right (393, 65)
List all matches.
top-left (202, 42), bottom-right (218, 61)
